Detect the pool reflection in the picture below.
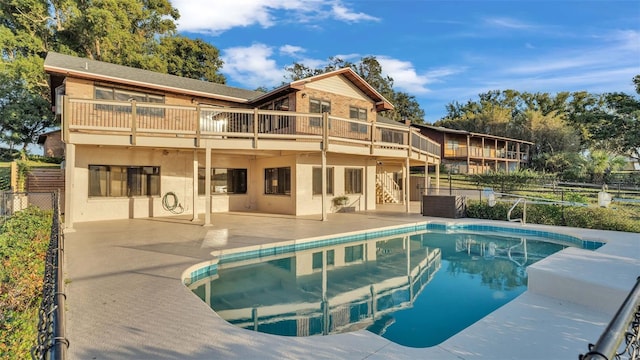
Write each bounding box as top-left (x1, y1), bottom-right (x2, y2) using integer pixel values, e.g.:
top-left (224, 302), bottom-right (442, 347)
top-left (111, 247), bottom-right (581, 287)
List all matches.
top-left (188, 234), bottom-right (441, 337)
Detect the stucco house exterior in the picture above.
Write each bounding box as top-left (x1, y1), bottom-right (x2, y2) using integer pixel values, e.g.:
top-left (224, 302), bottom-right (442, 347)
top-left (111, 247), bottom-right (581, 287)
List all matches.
top-left (412, 124), bottom-right (532, 174)
top-left (44, 52), bottom-right (441, 229)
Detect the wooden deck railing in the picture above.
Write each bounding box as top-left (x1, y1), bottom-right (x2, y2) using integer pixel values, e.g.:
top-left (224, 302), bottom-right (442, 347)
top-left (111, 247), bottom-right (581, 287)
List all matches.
top-left (63, 97), bottom-right (441, 159)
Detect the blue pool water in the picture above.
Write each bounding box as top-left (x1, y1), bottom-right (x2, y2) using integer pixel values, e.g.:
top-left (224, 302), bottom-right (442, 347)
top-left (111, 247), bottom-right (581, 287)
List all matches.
top-left (186, 225), bottom-right (602, 348)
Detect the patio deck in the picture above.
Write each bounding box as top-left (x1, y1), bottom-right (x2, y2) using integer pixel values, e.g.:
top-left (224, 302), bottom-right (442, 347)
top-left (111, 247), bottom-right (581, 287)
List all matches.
top-left (63, 204), bottom-right (640, 359)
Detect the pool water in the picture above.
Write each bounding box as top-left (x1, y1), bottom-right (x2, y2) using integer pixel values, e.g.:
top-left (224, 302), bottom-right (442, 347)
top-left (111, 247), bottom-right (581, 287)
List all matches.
top-left (188, 230), bottom-right (574, 347)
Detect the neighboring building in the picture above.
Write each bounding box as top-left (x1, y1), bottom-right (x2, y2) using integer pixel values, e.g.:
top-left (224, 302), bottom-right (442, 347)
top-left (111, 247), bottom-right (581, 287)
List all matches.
top-left (412, 124), bottom-right (532, 174)
top-left (37, 129), bottom-right (64, 158)
top-left (44, 52), bottom-right (441, 229)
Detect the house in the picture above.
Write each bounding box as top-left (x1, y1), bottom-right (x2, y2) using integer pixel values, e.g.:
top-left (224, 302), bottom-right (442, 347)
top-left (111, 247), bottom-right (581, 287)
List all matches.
top-left (412, 124), bottom-right (532, 174)
top-left (37, 129), bottom-right (64, 158)
top-left (44, 52), bottom-right (441, 229)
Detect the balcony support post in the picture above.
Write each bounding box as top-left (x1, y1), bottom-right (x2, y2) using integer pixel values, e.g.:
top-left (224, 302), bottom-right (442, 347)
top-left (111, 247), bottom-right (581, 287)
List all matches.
top-left (321, 148), bottom-right (327, 221)
top-left (405, 157), bottom-right (410, 213)
top-left (435, 163), bottom-right (440, 194)
top-left (204, 143), bottom-right (212, 227)
top-left (191, 150), bottom-right (198, 222)
top-left (63, 143), bottom-right (75, 231)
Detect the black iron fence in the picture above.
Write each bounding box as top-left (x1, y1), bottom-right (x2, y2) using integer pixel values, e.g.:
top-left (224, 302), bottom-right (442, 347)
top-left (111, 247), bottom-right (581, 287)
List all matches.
top-left (31, 191), bottom-right (68, 359)
top-left (580, 277), bottom-right (640, 360)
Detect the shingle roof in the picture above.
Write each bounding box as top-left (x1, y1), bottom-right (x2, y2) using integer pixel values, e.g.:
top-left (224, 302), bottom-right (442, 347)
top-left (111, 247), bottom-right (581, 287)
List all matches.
top-left (44, 52), bottom-right (264, 103)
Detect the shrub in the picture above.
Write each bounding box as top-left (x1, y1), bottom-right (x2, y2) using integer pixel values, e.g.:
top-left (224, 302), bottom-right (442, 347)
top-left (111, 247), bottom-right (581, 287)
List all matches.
top-left (0, 207), bottom-right (52, 358)
top-left (466, 200), bottom-right (640, 233)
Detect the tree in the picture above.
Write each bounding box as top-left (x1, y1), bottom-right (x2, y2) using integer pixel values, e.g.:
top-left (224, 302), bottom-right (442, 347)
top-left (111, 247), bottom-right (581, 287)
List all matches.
top-left (158, 36), bottom-right (225, 83)
top-left (0, 73), bottom-right (54, 152)
top-left (0, 0), bottom-right (226, 152)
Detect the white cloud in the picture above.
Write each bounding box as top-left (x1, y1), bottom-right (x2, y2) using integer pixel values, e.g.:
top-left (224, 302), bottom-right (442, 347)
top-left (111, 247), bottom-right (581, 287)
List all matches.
top-left (484, 17), bottom-right (536, 30)
top-left (376, 57), bottom-right (463, 94)
top-left (221, 44), bottom-right (285, 88)
top-left (173, 0), bottom-right (377, 34)
top-left (331, 2), bottom-right (380, 22)
top-left (279, 45), bottom-right (305, 57)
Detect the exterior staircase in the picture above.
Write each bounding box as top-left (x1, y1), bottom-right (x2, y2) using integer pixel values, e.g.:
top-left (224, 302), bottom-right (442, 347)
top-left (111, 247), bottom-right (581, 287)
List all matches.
top-left (376, 172), bottom-right (402, 204)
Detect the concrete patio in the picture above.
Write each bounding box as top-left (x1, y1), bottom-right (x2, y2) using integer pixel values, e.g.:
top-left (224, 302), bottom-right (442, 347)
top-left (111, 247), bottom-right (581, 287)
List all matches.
top-left (62, 205), bottom-right (640, 359)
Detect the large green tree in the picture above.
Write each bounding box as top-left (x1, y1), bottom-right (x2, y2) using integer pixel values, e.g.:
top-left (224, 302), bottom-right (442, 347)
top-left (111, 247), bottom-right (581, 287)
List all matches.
top-left (284, 56), bottom-right (425, 123)
top-left (0, 0), bottom-right (226, 153)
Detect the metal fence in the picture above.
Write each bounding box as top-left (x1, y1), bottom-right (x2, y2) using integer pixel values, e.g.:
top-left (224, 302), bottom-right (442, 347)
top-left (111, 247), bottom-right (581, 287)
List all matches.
top-left (30, 191), bottom-right (68, 360)
top-left (0, 191), bottom-right (57, 222)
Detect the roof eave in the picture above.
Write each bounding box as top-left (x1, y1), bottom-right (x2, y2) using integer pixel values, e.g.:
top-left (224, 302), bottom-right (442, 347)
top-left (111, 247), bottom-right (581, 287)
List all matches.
top-left (44, 64), bottom-right (252, 104)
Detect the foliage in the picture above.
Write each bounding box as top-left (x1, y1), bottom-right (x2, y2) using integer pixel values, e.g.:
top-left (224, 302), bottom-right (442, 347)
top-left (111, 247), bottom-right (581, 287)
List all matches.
top-left (0, 207), bottom-right (52, 358)
top-left (436, 83), bottom-right (640, 175)
top-left (284, 56), bottom-right (425, 124)
top-left (0, 0), bottom-right (226, 152)
top-left (470, 169), bottom-right (549, 193)
top-left (466, 200), bottom-right (640, 233)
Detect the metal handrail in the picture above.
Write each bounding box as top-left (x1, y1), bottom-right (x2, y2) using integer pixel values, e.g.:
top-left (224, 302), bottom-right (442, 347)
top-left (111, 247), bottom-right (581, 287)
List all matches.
top-left (31, 191), bottom-right (68, 359)
top-left (580, 276), bottom-right (640, 360)
top-left (507, 197), bottom-right (526, 224)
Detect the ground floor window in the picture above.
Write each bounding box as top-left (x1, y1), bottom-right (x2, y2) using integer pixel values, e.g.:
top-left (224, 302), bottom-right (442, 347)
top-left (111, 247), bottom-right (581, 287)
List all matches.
top-left (345, 168), bottom-right (363, 194)
top-left (265, 167), bottom-right (291, 195)
top-left (312, 167), bottom-right (334, 195)
top-left (344, 244), bottom-right (363, 263)
top-left (312, 249), bottom-right (335, 270)
top-left (89, 165), bottom-right (160, 197)
top-left (198, 168), bottom-right (247, 195)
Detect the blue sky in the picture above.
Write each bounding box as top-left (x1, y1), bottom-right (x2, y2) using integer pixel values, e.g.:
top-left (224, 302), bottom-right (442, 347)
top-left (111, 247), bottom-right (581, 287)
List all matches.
top-left (173, 0), bottom-right (640, 123)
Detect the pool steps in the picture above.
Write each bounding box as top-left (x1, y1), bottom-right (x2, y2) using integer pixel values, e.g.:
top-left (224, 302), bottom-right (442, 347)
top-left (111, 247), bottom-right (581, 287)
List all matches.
top-left (527, 247), bottom-right (640, 315)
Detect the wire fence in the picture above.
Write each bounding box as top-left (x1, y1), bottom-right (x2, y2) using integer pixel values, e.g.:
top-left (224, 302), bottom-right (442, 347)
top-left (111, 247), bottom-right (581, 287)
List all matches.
top-left (29, 191), bottom-right (68, 360)
top-left (0, 191), bottom-right (58, 223)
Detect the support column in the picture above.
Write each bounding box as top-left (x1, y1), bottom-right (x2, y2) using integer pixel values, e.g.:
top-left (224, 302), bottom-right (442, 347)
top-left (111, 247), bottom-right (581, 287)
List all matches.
top-left (405, 157), bottom-right (410, 213)
top-left (191, 150), bottom-right (198, 222)
top-left (435, 164), bottom-right (440, 194)
top-left (321, 150), bottom-right (327, 221)
top-left (63, 143), bottom-right (75, 231)
top-left (204, 144), bottom-right (212, 226)
top-left (424, 159), bottom-right (429, 195)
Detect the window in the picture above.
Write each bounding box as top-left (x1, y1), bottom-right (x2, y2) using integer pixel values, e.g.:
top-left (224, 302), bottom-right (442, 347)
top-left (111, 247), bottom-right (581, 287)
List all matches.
top-left (447, 140), bottom-right (459, 150)
top-left (349, 107), bottom-right (368, 133)
top-left (344, 168), bottom-right (363, 194)
top-left (312, 167), bottom-right (334, 195)
top-left (95, 86), bottom-right (164, 116)
top-left (344, 244), bottom-right (364, 263)
top-left (265, 167), bottom-right (291, 195)
top-left (309, 99), bottom-right (330, 127)
top-left (312, 249), bottom-right (335, 270)
top-left (89, 165), bottom-right (160, 197)
top-left (381, 129), bottom-right (404, 144)
top-left (198, 168), bottom-right (247, 195)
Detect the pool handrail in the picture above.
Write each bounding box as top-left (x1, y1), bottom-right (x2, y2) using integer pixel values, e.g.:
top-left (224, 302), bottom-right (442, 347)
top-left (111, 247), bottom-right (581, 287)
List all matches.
top-left (580, 276), bottom-right (640, 360)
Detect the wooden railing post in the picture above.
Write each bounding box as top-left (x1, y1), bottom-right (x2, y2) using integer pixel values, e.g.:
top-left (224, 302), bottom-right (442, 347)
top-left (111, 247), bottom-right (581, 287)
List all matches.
top-left (322, 112), bottom-right (329, 151)
top-left (370, 122), bottom-right (376, 155)
top-left (130, 100), bottom-right (137, 145)
top-left (253, 108), bottom-right (259, 149)
top-left (195, 105), bottom-right (201, 147)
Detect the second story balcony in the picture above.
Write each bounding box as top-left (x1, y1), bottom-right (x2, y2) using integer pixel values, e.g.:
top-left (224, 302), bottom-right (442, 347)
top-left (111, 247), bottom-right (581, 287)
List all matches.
top-left (62, 97), bottom-right (441, 161)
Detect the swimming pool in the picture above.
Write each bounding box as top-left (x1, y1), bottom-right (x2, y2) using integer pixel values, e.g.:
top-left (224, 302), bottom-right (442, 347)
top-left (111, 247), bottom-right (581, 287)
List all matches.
top-left (184, 223), bottom-right (603, 348)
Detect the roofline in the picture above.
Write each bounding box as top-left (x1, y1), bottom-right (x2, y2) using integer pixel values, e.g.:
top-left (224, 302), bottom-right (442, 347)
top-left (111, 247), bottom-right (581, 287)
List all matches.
top-left (412, 123), bottom-right (534, 144)
top-left (289, 68), bottom-right (395, 110)
top-left (44, 64), bottom-right (252, 104)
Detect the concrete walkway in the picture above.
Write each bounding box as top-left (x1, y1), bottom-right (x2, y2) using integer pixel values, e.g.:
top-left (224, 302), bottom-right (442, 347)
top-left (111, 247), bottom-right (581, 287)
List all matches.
top-left (63, 206), bottom-right (640, 359)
